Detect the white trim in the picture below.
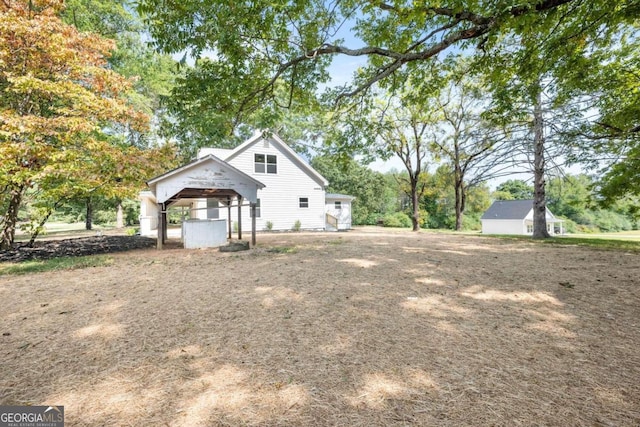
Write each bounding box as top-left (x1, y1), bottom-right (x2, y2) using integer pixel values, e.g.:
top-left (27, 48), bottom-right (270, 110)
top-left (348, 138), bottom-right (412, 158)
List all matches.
top-left (225, 130), bottom-right (329, 188)
top-left (147, 154), bottom-right (265, 189)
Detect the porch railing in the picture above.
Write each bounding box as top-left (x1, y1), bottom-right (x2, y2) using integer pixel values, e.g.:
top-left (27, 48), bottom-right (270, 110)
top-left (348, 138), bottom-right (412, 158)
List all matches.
top-left (326, 213), bottom-right (338, 229)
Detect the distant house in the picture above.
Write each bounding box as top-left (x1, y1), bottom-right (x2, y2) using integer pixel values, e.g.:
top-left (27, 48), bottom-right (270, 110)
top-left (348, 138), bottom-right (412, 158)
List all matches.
top-left (140, 131), bottom-right (354, 241)
top-left (481, 199), bottom-right (564, 235)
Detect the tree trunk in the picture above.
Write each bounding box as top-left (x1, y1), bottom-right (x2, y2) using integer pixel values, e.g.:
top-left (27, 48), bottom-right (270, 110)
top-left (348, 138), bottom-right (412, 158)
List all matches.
top-left (0, 185), bottom-right (25, 250)
top-left (454, 165), bottom-right (464, 231)
top-left (532, 90), bottom-right (551, 239)
top-left (116, 200), bottom-right (124, 228)
top-left (85, 197), bottom-right (93, 230)
top-left (28, 207), bottom-right (55, 247)
top-left (410, 177), bottom-right (420, 231)
top-left (455, 180), bottom-right (466, 231)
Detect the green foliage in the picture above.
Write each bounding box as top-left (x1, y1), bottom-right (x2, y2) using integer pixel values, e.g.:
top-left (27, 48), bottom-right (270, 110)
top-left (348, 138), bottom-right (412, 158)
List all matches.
top-left (0, 0), bottom-right (179, 248)
top-left (139, 0), bottom-right (633, 122)
top-left (545, 174), bottom-right (636, 233)
top-left (265, 221), bottom-right (274, 231)
top-left (93, 210), bottom-right (117, 225)
top-left (62, 0), bottom-right (177, 148)
top-left (495, 180), bottom-right (534, 200)
top-left (0, 255), bottom-right (114, 276)
top-left (461, 213), bottom-right (482, 231)
top-left (292, 220), bottom-right (302, 232)
top-left (382, 212), bottom-right (412, 228)
top-left (311, 156), bottom-right (395, 225)
top-left (121, 199), bottom-right (140, 226)
top-left (136, 0), bottom-right (637, 223)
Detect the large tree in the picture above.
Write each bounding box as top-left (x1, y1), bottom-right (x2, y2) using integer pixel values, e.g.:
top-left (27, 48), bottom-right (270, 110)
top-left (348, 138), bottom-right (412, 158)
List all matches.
top-left (138, 0), bottom-right (635, 118)
top-left (139, 0), bottom-right (637, 236)
top-left (0, 0), bottom-right (170, 249)
top-left (429, 71), bottom-right (514, 230)
top-left (60, 0), bottom-right (179, 229)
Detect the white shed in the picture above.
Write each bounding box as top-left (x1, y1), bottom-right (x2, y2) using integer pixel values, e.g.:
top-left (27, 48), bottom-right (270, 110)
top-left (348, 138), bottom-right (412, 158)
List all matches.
top-left (481, 199), bottom-right (564, 235)
top-left (325, 193), bottom-right (355, 231)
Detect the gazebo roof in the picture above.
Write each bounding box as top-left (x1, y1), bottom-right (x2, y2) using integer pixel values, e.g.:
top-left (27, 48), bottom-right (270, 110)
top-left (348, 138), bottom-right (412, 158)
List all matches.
top-left (147, 154), bottom-right (265, 205)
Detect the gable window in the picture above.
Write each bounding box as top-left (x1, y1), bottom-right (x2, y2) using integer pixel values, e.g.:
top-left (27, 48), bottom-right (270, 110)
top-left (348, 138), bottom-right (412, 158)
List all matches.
top-left (250, 198), bottom-right (261, 218)
top-left (334, 201), bottom-right (342, 210)
top-left (254, 154), bottom-right (277, 174)
top-left (299, 197), bottom-right (309, 208)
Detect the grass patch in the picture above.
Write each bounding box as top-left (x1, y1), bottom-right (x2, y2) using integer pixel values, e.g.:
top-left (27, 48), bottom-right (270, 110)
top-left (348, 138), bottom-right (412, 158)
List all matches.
top-left (328, 238), bottom-right (345, 245)
top-left (491, 235), bottom-right (640, 252)
top-left (0, 255), bottom-right (114, 276)
top-left (267, 246), bottom-right (297, 254)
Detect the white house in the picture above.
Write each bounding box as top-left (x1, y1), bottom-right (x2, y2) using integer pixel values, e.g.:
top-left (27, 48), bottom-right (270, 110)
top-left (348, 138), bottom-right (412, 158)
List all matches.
top-left (481, 199), bottom-right (564, 235)
top-left (140, 131), bottom-right (354, 241)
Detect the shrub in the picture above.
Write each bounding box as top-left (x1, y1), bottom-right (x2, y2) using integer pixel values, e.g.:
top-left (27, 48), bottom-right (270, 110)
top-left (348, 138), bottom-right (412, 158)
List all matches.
top-left (265, 220), bottom-right (274, 231)
top-left (292, 220), bottom-right (301, 232)
top-left (461, 213), bottom-right (481, 231)
top-left (382, 212), bottom-right (412, 228)
top-left (355, 212), bottom-right (381, 226)
top-left (93, 210), bottom-right (116, 225)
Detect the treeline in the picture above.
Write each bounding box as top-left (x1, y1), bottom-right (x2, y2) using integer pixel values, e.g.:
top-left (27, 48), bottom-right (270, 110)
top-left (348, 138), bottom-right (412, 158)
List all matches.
top-left (313, 156), bottom-right (639, 233)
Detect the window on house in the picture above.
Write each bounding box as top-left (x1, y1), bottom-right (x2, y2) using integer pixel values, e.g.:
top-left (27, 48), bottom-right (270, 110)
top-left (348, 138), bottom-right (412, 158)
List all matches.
top-left (207, 199), bottom-right (219, 219)
top-left (299, 197), bottom-right (309, 208)
top-left (266, 155), bottom-right (277, 173)
top-left (335, 201), bottom-right (342, 210)
top-left (527, 224), bottom-right (533, 234)
top-left (254, 154), bottom-right (277, 174)
top-left (250, 199), bottom-right (261, 218)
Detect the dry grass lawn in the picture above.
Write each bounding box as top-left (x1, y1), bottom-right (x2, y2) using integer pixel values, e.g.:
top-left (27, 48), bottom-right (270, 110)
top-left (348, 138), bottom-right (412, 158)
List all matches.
top-left (1, 228), bottom-right (639, 426)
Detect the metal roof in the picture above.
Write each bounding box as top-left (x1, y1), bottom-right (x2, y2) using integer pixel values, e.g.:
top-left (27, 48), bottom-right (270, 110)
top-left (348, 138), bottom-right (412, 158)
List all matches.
top-left (326, 193), bottom-right (355, 201)
top-left (481, 200), bottom-right (534, 220)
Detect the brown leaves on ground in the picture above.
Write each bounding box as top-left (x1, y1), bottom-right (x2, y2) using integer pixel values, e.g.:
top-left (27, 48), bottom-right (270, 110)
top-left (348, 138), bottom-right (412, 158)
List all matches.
top-left (1, 228), bottom-right (639, 426)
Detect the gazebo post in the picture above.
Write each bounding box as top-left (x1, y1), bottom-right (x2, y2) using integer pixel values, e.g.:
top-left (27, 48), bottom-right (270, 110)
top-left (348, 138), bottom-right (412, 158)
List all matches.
top-left (162, 203), bottom-right (168, 244)
top-left (251, 202), bottom-right (257, 247)
top-left (156, 203), bottom-right (164, 250)
top-left (237, 196), bottom-right (243, 240)
top-left (227, 197), bottom-right (232, 239)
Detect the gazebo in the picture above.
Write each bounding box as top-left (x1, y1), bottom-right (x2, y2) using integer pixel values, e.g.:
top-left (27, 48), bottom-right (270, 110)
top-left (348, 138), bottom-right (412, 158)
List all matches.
top-left (143, 155), bottom-right (265, 249)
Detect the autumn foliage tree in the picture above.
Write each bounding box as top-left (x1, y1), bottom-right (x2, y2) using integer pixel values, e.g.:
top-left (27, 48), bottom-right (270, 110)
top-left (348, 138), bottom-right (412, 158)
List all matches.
top-left (0, 0), bottom-right (174, 249)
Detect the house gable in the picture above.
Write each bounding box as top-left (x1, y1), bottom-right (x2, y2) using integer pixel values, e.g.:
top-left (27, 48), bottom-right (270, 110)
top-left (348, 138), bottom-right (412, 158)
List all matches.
top-left (192, 131), bottom-right (325, 230)
top-left (224, 131), bottom-right (329, 188)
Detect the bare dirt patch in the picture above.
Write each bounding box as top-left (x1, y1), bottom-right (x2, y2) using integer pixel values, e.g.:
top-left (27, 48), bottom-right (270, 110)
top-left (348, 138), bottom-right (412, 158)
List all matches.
top-left (1, 228), bottom-right (639, 426)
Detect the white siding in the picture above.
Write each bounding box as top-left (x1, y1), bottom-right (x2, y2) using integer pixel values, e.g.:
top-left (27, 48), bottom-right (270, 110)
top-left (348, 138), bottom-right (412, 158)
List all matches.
top-left (481, 219), bottom-right (526, 235)
top-left (226, 138), bottom-right (326, 231)
top-left (139, 194), bottom-right (158, 236)
top-left (325, 200), bottom-right (352, 230)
